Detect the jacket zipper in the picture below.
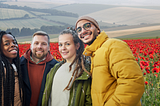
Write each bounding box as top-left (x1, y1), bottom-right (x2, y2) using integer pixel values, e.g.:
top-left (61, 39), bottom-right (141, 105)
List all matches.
top-left (72, 81), bottom-right (78, 106)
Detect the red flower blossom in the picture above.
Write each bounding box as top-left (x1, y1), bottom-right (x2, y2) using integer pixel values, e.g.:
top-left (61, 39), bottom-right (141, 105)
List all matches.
top-left (152, 67), bottom-right (159, 73)
top-left (145, 81), bottom-right (148, 85)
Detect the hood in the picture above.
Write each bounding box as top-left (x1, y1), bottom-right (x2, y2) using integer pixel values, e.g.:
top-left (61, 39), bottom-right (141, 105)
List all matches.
top-left (23, 49), bottom-right (54, 64)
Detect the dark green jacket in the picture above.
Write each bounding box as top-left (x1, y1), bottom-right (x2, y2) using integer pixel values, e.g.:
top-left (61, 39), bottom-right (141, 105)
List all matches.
top-left (42, 61), bottom-right (92, 106)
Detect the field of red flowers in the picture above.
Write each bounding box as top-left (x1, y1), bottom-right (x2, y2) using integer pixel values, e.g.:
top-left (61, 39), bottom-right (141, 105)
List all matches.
top-left (19, 38), bottom-right (160, 105)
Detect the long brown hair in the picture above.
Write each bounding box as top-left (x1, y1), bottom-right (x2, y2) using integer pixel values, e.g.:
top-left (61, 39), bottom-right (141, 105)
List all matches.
top-left (59, 28), bottom-right (91, 91)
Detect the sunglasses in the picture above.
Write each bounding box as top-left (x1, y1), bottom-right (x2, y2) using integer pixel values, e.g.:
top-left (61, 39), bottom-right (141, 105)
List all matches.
top-left (76, 23), bottom-right (92, 33)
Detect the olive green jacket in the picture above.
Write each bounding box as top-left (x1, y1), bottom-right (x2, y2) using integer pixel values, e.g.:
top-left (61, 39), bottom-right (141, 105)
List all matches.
top-left (42, 61), bottom-right (92, 106)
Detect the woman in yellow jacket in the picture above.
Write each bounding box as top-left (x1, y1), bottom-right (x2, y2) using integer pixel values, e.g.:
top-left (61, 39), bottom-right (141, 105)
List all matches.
top-left (75, 16), bottom-right (145, 106)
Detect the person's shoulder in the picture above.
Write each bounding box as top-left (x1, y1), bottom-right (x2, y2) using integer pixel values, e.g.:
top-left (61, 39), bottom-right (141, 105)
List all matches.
top-left (103, 38), bottom-right (127, 46)
top-left (48, 59), bottom-right (59, 65)
top-left (20, 56), bottom-right (27, 63)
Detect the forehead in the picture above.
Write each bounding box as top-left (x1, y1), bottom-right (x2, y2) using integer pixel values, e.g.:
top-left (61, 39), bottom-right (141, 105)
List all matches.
top-left (32, 35), bottom-right (48, 42)
top-left (58, 34), bottom-right (73, 43)
top-left (2, 34), bottom-right (15, 41)
top-left (76, 20), bottom-right (91, 27)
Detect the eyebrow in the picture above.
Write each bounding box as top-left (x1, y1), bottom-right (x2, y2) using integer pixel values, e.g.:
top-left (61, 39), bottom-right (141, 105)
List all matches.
top-left (59, 40), bottom-right (71, 43)
top-left (4, 39), bottom-right (11, 42)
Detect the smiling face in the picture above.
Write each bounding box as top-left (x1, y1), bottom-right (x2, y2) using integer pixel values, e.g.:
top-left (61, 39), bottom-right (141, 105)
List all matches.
top-left (76, 20), bottom-right (100, 45)
top-left (30, 35), bottom-right (50, 62)
top-left (1, 34), bottom-right (18, 63)
top-left (58, 34), bottom-right (79, 63)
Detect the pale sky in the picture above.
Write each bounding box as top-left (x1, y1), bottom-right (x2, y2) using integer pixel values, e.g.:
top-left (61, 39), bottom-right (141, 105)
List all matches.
top-left (18, 0), bottom-right (160, 6)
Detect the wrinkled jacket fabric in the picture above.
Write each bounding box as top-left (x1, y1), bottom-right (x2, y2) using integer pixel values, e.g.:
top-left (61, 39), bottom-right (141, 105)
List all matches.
top-left (42, 61), bottom-right (92, 106)
top-left (20, 49), bottom-right (58, 106)
top-left (83, 31), bottom-right (145, 106)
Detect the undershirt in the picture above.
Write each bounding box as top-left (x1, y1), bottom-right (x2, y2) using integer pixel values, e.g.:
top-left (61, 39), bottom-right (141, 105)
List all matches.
top-left (50, 62), bottom-right (75, 106)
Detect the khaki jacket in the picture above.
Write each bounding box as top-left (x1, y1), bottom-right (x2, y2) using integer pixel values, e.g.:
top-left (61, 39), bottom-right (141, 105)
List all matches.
top-left (42, 61), bottom-right (92, 106)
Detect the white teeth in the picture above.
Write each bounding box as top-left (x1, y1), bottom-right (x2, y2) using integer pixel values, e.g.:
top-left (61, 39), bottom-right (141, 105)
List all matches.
top-left (10, 50), bottom-right (17, 53)
top-left (11, 50), bottom-right (17, 52)
top-left (84, 35), bottom-right (89, 39)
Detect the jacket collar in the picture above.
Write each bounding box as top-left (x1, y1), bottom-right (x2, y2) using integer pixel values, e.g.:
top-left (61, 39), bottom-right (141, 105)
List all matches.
top-left (83, 31), bottom-right (108, 56)
top-left (76, 71), bottom-right (91, 80)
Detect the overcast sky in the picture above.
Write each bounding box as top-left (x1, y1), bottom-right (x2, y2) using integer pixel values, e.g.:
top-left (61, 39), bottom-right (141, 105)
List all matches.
top-left (19, 0), bottom-right (160, 6)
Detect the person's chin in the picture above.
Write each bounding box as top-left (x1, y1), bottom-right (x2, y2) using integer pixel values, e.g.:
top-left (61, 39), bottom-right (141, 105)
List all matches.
top-left (83, 39), bottom-right (92, 44)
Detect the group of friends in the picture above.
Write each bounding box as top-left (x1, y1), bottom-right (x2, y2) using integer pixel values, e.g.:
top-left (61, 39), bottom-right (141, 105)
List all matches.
top-left (0, 16), bottom-right (145, 106)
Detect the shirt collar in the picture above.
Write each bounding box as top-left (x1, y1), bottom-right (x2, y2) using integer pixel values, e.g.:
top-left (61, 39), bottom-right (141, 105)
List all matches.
top-left (30, 56), bottom-right (46, 64)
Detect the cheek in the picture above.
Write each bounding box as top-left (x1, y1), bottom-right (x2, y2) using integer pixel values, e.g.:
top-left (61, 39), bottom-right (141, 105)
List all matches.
top-left (69, 46), bottom-right (77, 53)
top-left (2, 47), bottom-right (7, 53)
top-left (46, 46), bottom-right (50, 51)
top-left (58, 47), bottom-right (61, 51)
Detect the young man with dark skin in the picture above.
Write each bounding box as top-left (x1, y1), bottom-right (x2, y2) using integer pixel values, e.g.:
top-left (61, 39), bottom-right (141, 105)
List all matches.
top-left (20, 31), bottom-right (58, 106)
top-left (75, 16), bottom-right (145, 106)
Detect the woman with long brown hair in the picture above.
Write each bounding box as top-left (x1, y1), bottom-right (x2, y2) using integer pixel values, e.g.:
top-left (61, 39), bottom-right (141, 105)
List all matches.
top-left (42, 28), bottom-right (92, 106)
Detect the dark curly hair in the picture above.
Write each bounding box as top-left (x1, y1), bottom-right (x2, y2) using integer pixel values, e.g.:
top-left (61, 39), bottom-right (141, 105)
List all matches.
top-left (0, 31), bottom-right (23, 106)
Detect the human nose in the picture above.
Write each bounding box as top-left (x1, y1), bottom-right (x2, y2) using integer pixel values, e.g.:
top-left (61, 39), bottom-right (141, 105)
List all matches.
top-left (10, 42), bottom-right (17, 47)
top-left (37, 43), bottom-right (42, 48)
top-left (61, 44), bottom-right (66, 49)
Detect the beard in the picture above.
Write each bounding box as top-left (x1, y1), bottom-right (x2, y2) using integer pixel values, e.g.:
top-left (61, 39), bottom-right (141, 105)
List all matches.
top-left (32, 50), bottom-right (46, 60)
top-left (84, 30), bottom-right (98, 45)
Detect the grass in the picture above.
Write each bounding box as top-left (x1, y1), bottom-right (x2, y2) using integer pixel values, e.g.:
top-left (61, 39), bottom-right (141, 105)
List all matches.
top-left (116, 30), bottom-right (160, 40)
top-left (17, 29), bottom-right (160, 43)
top-left (30, 11), bottom-right (50, 15)
top-left (0, 8), bottom-right (35, 19)
top-left (16, 34), bottom-right (59, 42)
top-left (0, 18), bottom-right (63, 30)
top-left (42, 16), bottom-right (77, 25)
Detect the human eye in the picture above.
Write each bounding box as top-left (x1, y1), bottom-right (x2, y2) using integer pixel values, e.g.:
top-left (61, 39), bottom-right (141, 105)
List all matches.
top-left (76, 27), bottom-right (82, 33)
top-left (4, 42), bottom-right (10, 46)
top-left (34, 42), bottom-right (39, 45)
top-left (58, 43), bottom-right (62, 47)
top-left (66, 43), bottom-right (70, 46)
top-left (42, 42), bottom-right (47, 46)
top-left (13, 40), bottom-right (17, 44)
top-left (84, 23), bottom-right (91, 28)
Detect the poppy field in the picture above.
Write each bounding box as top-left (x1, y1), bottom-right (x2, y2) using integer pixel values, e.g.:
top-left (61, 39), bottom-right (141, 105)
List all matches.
top-left (18, 38), bottom-right (160, 105)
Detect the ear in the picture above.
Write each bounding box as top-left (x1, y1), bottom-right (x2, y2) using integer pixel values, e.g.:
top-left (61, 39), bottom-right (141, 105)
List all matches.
top-left (76, 42), bottom-right (80, 50)
top-left (48, 45), bottom-right (50, 51)
top-left (97, 28), bottom-right (100, 34)
top-left (30, 44), bottom-right (32, 49)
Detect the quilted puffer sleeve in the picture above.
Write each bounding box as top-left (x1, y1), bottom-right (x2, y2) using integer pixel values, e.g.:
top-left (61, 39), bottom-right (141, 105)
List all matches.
top-left (105, 39), bottom-right (145, 106)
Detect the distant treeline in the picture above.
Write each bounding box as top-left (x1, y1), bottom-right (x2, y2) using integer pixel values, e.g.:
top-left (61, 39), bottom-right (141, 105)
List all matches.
top-left (0, 25), bottom-right (72, 36)
top-left (0, 2), bottom-right (78, 17)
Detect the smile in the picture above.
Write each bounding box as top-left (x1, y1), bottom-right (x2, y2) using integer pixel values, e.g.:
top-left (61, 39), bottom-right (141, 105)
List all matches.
top-left (80, 31), bottom-right (92, 39)
top-left (9, 49), bottom-right (17, 54)
top-left (62, 52), bottom-right (68, 55)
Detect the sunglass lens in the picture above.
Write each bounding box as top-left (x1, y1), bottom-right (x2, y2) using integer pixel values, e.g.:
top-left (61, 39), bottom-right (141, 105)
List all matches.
top-left (84, 23), bottom-right (91, 30)
top-left (76, 27), bottom-right (82, 33)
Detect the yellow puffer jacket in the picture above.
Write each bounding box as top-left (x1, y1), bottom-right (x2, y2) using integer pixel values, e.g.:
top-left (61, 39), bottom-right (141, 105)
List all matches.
top-left (83, 31), bottom-right (145, 106)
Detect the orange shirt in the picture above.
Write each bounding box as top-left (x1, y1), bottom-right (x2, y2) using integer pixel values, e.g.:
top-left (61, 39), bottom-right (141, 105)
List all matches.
top-left (28, 62), bottom-right (45, 106)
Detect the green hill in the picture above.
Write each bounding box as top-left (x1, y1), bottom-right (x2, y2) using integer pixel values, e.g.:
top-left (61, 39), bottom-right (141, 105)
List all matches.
top-left (0, 8), bottom-right (35, 19)
top-left (0, 18), bottom-right (63, 30)
top-left (1, 2), bottom-right (160, 39)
